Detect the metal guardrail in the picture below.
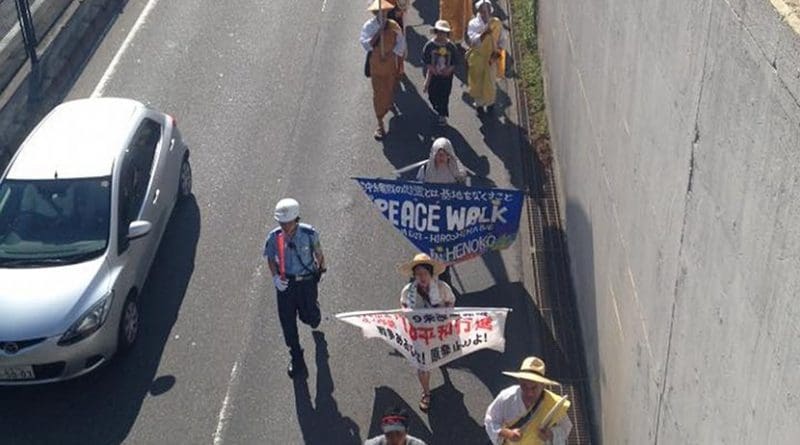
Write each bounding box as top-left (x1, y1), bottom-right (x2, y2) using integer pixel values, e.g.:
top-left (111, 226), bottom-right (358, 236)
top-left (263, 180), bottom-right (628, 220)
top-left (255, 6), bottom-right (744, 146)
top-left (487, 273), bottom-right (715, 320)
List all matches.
top-left (0, 0), bottom-right (74, 94)
top-left (15, 0), bottom-right (39, 63)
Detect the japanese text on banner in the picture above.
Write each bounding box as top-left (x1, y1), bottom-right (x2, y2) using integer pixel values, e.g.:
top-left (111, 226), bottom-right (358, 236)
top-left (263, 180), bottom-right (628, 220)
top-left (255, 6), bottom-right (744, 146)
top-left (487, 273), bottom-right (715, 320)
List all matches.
top-left (336, 308), bottom-right (511, 371)
top-left (354, 178), bottom-right (524, 264)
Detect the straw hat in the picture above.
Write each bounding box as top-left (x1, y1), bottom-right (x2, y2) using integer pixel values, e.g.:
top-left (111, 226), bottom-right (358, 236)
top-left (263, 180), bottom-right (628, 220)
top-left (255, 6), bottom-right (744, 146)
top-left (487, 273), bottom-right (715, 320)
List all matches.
top-left (433, 20), bottom-right (452, 33)
top-left (502, 356), bottom-right (561, 386)
top-left (367, 0), bottom-right (395, 12)
top-left (399, 253), bottom-right (446, 277)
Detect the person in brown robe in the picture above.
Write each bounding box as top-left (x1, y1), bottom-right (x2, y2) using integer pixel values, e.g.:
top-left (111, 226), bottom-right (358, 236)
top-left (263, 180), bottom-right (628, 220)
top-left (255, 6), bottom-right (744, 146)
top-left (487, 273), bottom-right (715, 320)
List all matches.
top-left (361, 0), bottom-right (407, 140)
top-left (439, 0), bottom-right (473, 44)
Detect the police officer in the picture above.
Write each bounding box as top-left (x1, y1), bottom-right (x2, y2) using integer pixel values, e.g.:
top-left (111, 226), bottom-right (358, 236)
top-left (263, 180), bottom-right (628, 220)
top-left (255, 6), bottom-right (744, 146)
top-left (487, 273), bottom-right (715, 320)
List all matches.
top-left (263, 198), bottom-right (326, 378)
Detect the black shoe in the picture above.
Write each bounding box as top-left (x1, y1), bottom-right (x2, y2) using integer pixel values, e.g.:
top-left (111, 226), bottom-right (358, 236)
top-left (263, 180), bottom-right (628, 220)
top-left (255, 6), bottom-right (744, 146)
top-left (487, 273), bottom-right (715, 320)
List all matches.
top-left (287, 359), bottom-right (308, 379)
top-left (287, 354), bottom-right (308, 379)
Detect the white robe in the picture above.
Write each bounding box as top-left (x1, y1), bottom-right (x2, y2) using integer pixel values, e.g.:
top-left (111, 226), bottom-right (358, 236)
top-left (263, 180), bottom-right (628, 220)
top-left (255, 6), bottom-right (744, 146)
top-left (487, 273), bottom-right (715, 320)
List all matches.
top-left (484, 385), bottom-right (573, 445)
top-left (360, 16), bottom-right (406, 56)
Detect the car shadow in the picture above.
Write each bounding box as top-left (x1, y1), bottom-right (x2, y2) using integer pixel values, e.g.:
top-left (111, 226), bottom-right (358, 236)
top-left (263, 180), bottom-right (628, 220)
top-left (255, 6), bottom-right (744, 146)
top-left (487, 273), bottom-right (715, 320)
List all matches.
top-left (0, 195), bottom-right (200, 445)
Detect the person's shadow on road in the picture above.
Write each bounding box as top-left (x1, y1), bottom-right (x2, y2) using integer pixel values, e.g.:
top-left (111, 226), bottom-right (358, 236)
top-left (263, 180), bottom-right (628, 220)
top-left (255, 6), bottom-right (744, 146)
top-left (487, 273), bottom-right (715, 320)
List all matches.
top-left (293, 331), bottom-right (361, 445)
top-left (427, 368), bottom-right (487, 445)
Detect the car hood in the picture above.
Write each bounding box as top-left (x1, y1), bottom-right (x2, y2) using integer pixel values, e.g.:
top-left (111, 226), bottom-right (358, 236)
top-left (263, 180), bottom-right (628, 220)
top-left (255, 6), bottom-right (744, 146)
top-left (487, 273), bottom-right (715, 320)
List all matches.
top-left (0, 256), bottom-right (110, 340)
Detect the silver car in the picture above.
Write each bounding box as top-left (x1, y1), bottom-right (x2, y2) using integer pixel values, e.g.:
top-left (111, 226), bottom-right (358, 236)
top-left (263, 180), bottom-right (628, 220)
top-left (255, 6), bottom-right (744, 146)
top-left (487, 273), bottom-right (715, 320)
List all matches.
top-left (0, 98), bottom-right (192, 384)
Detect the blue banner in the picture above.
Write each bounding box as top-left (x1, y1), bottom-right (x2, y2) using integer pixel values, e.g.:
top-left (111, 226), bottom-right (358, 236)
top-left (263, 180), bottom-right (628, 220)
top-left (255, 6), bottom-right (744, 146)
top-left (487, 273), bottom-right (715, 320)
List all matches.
top-left (354, 178), bottom-right (524, 264)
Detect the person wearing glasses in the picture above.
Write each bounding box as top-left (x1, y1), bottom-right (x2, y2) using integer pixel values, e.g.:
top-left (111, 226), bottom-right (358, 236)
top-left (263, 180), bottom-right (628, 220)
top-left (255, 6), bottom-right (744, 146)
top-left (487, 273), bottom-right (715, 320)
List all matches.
top-left (264, 198), bottom-right (326, 379)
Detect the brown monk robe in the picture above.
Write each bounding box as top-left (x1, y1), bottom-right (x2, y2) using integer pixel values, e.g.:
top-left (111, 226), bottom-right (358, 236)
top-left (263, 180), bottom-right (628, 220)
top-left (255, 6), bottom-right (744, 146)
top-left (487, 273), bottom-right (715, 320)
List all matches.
top-left (369, 18), bottom-right (404, 140)
top-left (440, 0), bottom-right (472, 44)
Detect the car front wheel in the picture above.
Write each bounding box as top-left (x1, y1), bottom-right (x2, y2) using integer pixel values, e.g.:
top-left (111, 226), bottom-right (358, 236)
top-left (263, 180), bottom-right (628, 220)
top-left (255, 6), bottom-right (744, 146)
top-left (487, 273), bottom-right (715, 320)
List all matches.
top-left (178, 155), bottom-right (192, 199)
top-left (117, 293), bottom-right (140, 354)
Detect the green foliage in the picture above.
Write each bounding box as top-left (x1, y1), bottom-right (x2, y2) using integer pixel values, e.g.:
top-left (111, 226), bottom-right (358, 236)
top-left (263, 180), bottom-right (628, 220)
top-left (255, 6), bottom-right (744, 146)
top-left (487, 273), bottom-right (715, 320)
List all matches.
top-left (511, 0), bottom-right (548, 139)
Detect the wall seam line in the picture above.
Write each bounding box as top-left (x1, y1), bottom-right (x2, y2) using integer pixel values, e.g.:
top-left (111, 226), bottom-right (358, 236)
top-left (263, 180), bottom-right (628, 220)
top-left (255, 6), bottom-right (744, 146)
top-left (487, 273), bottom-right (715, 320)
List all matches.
top-left (653, 0), bottom-right (715, 442)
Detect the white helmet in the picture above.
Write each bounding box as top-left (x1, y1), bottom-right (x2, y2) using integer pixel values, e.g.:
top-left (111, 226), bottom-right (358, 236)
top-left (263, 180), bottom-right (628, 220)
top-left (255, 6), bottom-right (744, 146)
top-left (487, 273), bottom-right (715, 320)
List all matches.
top-left (274, 198), bottom-right (300, 223)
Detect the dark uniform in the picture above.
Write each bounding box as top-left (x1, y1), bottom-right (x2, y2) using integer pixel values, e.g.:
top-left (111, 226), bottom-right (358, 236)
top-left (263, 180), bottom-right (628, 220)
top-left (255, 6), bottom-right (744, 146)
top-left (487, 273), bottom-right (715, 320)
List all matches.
top-left (263, 222), bottom-right (323, 374)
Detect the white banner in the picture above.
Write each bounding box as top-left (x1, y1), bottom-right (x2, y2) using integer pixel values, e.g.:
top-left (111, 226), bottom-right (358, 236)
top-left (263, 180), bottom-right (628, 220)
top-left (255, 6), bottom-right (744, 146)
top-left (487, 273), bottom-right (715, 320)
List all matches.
top-left (336, 307), bottom-right (511, 371)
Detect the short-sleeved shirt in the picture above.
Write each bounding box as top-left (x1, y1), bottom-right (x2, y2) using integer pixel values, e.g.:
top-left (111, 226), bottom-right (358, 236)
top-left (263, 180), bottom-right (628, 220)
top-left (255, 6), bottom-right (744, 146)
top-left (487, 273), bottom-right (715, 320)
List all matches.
top-left (364, 434), bottom-right (427, 445)
top-left (422, 40), bottom-right (459, 76)
top-left (263, 222), bottom-right (321, 276)
top-left (400, 280), bottom-right (456, 309)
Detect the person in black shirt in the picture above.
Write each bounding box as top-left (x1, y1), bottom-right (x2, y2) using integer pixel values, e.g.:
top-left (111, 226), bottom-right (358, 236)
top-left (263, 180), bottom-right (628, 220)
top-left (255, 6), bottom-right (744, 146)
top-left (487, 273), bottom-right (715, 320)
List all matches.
top-left (422, 20), bottom-right (460, 126)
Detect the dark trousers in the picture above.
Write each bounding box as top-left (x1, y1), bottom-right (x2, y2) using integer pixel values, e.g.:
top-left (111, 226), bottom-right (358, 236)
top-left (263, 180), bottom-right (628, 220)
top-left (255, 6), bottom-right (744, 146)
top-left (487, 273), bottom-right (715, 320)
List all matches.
top-left (277, 278), bottom-right (320, 358)
top-left (428, 75), bottom-right (454, 117)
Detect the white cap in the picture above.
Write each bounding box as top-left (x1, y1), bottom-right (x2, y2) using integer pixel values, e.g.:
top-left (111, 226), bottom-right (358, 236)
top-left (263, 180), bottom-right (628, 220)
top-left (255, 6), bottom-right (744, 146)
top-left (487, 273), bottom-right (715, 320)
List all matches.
top-left (274, 198), bottom-right (300, 223)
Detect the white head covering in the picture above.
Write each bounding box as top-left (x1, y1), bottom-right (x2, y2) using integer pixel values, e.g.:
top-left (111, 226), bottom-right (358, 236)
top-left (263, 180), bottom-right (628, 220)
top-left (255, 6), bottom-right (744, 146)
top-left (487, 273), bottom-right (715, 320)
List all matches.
top-left (475, 0), bottom-right (494, 13)
top-left (421, 137), bottom-right (466, 184)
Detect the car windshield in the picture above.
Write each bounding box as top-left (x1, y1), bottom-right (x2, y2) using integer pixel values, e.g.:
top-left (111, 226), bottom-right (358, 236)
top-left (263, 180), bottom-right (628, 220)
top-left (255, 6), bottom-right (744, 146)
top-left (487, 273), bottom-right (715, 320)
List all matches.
top-left (0, 177), bottom-right (111, 266)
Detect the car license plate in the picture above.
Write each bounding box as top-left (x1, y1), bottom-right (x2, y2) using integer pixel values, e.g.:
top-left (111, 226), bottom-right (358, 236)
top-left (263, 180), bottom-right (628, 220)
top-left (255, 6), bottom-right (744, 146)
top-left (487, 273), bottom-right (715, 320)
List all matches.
top-left (0, 365), bottom-right (35, 380)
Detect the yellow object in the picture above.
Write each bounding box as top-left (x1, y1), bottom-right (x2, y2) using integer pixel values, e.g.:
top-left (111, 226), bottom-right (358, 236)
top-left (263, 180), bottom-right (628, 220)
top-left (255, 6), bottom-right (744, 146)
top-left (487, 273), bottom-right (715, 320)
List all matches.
top-left (496, 49), bottom-right (506, 78)
top-left (502, 390), bottom-right (571, 445)
top-left (467, 17), bottom-right (503, 107)
top-left (439, 0), bottom-right (472, 43)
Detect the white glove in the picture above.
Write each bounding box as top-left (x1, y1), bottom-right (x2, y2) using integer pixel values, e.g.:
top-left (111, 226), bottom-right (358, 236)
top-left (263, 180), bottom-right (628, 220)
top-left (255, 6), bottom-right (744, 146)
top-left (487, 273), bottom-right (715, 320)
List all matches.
top-left (273, 275), bottom-right (288, 291)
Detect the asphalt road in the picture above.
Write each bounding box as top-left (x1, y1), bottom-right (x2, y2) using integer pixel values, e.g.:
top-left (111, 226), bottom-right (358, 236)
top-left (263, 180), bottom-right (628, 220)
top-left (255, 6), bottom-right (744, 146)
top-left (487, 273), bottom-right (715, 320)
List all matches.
top-left (0, 0), bottom-right (544, 443)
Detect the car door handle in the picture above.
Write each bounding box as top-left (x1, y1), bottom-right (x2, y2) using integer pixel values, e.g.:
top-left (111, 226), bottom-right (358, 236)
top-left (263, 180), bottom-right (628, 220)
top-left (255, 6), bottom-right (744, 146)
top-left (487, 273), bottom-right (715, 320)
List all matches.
top-left (152, 189), bottom-right (160, 205)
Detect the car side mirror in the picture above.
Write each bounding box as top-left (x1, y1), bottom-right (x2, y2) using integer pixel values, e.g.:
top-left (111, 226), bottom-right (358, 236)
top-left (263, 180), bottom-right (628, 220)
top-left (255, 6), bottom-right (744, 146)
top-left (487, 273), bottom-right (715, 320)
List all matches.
top-left (128, 220), bottom-right (152, 240)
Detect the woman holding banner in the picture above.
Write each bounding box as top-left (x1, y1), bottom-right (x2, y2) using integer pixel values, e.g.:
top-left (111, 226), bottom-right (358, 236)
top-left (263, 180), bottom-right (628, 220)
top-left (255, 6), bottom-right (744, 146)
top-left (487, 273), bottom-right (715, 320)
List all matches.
top-left (399, 253), bottom-right (456, 413)
top-left (416, 137), bottom-right (467, 184)
top-left (416, 137), bottom-right (466, 285)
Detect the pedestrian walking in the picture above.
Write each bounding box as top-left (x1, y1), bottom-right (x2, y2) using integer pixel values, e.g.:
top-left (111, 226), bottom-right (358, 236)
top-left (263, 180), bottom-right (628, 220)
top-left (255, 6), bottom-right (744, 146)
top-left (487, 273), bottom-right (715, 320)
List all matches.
top-left (364, 407), bottom-right (427, 445)
top-left (466, 0), bottom-right (506, 116)
top-left (360, 0), bottom-right (407, 141)
top-left (399, 253), bottom-right (456, 412)
top-left (416, 137), bottom-right (467, 184)
top-left (416, 137), bottom-right (467, 285)
top-left (263, 198), bottom-right (327, 379)
top-left (484, 356), bottom-right (573, 444)
top-left (422, 21), bottom-right (461, 126)
top-left (439, 0), bottom-right (473, 44)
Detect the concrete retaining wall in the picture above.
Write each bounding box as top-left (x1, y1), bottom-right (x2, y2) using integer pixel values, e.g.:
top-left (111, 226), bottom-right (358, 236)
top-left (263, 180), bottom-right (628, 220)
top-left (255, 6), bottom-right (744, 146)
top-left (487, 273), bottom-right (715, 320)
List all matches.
top-left (537, 0), bottom-right (800, 442)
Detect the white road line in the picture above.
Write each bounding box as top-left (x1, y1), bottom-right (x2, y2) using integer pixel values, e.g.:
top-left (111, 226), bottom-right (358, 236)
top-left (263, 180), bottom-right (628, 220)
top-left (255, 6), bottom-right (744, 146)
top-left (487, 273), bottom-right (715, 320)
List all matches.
top-left (210, 263), bottom-right (265, 445)
top-left (321, 0), bottom-right (328, 12)
top-left (90, 0), bottom-right (160, 97)
top-left (212, 360), bottom-right (240, 445)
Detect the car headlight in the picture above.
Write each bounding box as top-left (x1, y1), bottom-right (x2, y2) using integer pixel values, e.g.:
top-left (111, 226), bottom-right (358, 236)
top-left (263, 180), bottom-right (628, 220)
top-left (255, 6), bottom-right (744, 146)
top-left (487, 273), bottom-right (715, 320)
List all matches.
top-left (58, 291), bottom-right (114, 346)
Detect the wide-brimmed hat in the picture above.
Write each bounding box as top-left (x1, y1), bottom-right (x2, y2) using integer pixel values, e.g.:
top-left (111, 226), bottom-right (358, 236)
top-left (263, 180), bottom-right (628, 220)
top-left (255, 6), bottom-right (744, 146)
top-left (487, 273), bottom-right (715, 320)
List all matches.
top-left (502, 356), bottom-right (561, 386)
top-left (367, 0), bottom-right (395, 12)
top-left (433, 20), bottom-right (452, 33)
top-left (399, 253), bottom-right (446, 277)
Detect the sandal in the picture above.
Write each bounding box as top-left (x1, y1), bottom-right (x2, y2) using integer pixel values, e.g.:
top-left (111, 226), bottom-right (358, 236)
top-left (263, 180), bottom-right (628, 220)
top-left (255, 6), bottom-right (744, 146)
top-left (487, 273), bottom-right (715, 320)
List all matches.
top-left (419, 392), bottom-right (431, 412)
top-left (373, 127), bottom-right (385, 141)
